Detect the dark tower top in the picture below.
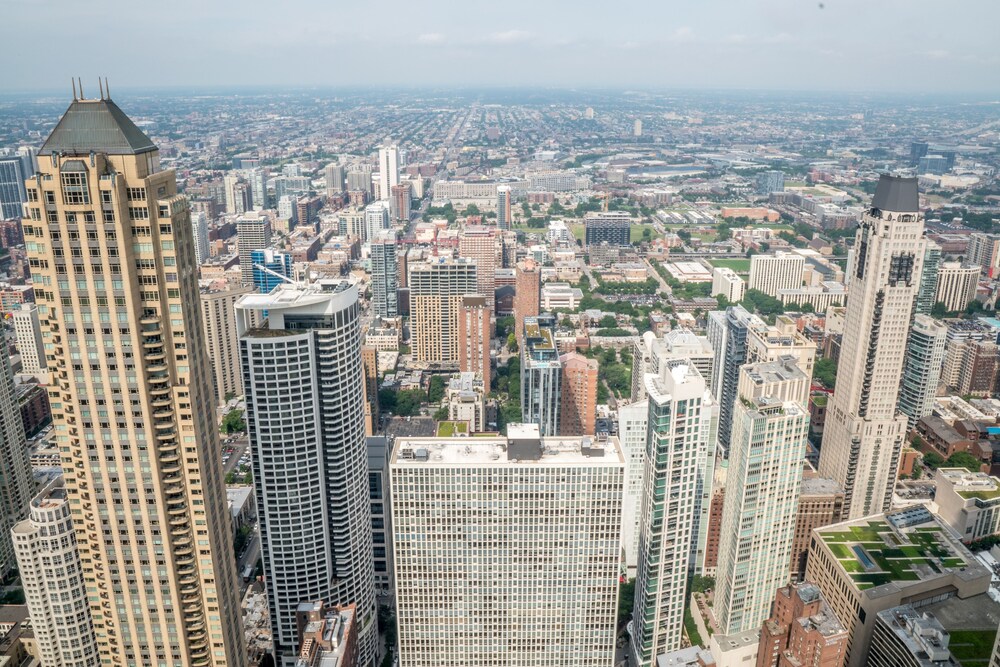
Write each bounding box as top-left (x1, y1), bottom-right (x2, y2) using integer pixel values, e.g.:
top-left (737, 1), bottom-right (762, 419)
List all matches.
top-left (870, 174), bottom-right (919, 213)
top-left (41, 98), bottom-right (156, 156)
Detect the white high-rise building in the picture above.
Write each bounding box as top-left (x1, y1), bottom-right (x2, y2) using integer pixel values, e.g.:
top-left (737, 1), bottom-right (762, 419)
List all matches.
top-left (618, 399), bottom-right (648, 576)
top-left (496, 184), bottom-right (512, 230)
top-left (370, 231), bottom-right (398, 318)
top-left (11, 303), bottom-right (45, 375)
top-left (364, 201), bottom-right (390, 243)
top-left (749, 252), bottom-right (806, 297)
top-left (237, 282), bottom-right (376, 666)
top-left (935, 262), bottom-right (979, 311)
top-left (631, 359), bottom-right (716, 664)
top-left (12, 478), bottom-right (100, 667)
top-left (191, 210), bottom-right (209, 266)
top-left (378, 144), bottom-right (400, 205)
top-left (714, 358), bottom-right (810, 635)
top-left (236, 214), bottom-right (272, 286)
top-left (898, 315), bottom-right (948, 429)
top-left (630, 329), bottom-right (714, 403)
top-left (248, 168), bottom-right (267, 210)
top-left (390, 424), bottom-right (625, 667)
top-left (711, 266), bottom-right (745, 303)
top-left (819, 175), bottom-right (927, 520)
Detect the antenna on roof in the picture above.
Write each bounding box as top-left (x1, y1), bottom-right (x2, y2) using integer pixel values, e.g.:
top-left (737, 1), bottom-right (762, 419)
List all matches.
top-left (104, 78), bottom-right (110, 99)
top-left (71, 78), bottom-right (77, 101)
top-left (98, 78), bottom-right (104, 100)
top-left (78, 77), bottom-right (84, 100)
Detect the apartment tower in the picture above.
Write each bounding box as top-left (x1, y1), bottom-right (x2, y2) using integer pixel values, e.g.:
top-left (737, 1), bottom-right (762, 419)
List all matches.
top-left (237, 282), bottom-right (376, 666)
top-left (496, 184), bottom-right (512, 230)
top-left (12, 302), bottom-right (46, 375)
top-left (819, 175), bottom-right (927, 520)
top-left (897, 314), bottom-right (947, 429)
top-left (558, 351), bottom-right (598, 436)
top-left (521, 315), bottom-right (562, 436)
top-left (458, 225), bottom-right (498, 299)
top-left (513, 259), bottom-right (541, 345)
top-left (457, 295), bottom-right (492, 391)
top-left (408, 257), bottom-right (477, 364)
top-left (200, 279), bottom-right (254, 405)
top-left (236, 214), bottom-right (272, 286)
top-left (370, 231), bottom-right (399, 318)
top-left (24, 94), bottom-right (245, 665)
top-left (377, 144), bottom-right (399, 203)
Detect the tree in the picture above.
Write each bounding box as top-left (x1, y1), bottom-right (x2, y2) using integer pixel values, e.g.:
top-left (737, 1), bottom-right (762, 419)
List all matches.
top-left (812, 357), bottom-right (837, 389)
top-left (930, 301), bottom-right (948, 319)
top-left (432, 406), bottom-right (449, 421)
top-left (378, 388), bottom-right (398, 413)
top-left (465, 203), bottom-right (481, 216)
top-left (507, 333), bottom-right (518, 352)
top-left (690, 575), bottom-right (715, 594)
top-left (427, 376), bottom-right (446, 403)
top-left (598, 315), bottom-right (617, 328)
top-left (945, 451), bottom-right (982, 472)
top-left (617, 578), bottom-right (635, 627)
top-left (922, 450), bottom-right (945, 470)
top-left (965, 300), bottom-right (985, 316)
top-left (395, 390), bottom-right (425, 417)
top-left (221, 409), bottom-right (246, 434)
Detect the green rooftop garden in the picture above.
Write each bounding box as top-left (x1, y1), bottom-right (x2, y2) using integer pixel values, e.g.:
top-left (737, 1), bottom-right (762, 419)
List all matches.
top-left (820, 520), bottom-right (968, 590)
top-left (436, 421), bottom-right (469, 437)
top-left (957, 487), bottom-right (1000, 501)
top-left (950, 629), bottom-right (998, 666)
top-left (811, 394), bottom-right (828, 408)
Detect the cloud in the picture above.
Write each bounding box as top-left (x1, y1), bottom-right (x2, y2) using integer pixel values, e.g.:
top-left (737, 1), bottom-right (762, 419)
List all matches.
top-left (489, 29), bottom-right (532, 44)
top-left (417, 33), bottom-right (445, 45)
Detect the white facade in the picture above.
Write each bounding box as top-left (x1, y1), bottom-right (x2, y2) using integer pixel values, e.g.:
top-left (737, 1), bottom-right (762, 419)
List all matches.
top-left (364, 201), bottom-right (390, 244)
top-left (749, 252), bottom-right (805, 297)
top-left (935, 262), bottom-right (979, 311)
top-left (933, 468), bottom-right (1000, 542)
top-left (236, 215), bottom-right (272, 286)
top-left (711, 267), bottom-right (745, 303)
top-left (497, 184), bottom-right (512, 230)
top-left (12, 479), bottom-right (99, 667)
top-left (631, 360), bottom-right (716, 664)
top-left (11, 303), bottom-right (45, 375)
top-left (819, 176), bottom-right (927, 520)
top-left (714, 359), bottom-right (810, 635)
top-left (378, 144), bottom-right (400, 204)
top-left (390, 426), bottom-right (624, 667)
top-left (540, 282), bottom-right (584, 310)
top-left (898, 315), bottom-right (947, 429)
top-left (237, 282), bottom-right (376, 666)
top-left (618, 400), bottom-right (648, 576)
top-left (191, 210), bottom-right (209, 266)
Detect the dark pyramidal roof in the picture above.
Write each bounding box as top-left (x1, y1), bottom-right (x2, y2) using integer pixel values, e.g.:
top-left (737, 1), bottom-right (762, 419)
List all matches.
top-left (40, 98), bottom-right (156, 156)
top-left (871, 174), bottom-right (919, 213)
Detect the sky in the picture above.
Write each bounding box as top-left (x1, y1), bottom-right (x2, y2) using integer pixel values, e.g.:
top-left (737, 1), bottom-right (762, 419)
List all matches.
top-left (4, 0), bottom-right (999, 94)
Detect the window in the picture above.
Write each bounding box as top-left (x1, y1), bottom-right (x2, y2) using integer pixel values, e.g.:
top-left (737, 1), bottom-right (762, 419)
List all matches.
top-left (128, 207), bottom-right (149, 220)
top-left (126, 187), bottom-right (146, 201)
top-left (61, 171), bottom-right (90, 205)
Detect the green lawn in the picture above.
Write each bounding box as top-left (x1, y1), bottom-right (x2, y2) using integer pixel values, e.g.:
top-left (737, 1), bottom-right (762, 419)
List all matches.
top-left (707, 258), bottom-right (751, 274)
top-left (950, 629), bottom-right (997, 666)
top-left (436, 421), bottom-right (468, 437)
top-left (630, 225), bottom-right (663, 243)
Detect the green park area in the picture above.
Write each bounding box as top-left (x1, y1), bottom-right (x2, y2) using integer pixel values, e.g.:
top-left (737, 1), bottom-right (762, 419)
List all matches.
top-left (707, 258), bottom-right (751, 274)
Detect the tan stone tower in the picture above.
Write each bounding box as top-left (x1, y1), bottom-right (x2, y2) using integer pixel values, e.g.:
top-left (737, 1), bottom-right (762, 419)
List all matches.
top-left (22, 90), bottom-right (246, 666)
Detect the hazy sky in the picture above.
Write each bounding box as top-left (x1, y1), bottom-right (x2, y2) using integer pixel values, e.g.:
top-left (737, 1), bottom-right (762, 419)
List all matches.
top-left (5, 0), bottom-right (999, 94)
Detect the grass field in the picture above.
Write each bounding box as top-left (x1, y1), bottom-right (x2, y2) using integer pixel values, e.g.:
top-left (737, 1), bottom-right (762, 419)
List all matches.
top-left (630, 225), bottom-right (663, 243)
top-left (949, 630), bottom-right (997, 666)
top-left (707, 258), bottom-right (751, 273)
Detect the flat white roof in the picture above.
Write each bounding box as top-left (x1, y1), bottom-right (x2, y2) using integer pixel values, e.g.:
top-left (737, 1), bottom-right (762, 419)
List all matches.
top-left (391, 434), bottom-right (625, 467)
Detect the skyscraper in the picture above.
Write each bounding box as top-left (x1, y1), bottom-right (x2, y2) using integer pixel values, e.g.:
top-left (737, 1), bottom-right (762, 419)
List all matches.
top-left (236, 214), bottom-right (272, 286)
top-left (617, 399), bottom-right (649, 576)
top-left (0, 156), bottom-right (28, 219)
top-left (707, 305), bottom-right (753, 452)
top-left (521, 315), bottom-right (562, 436)
top-left (914, 241), bottom-right (940, 315)
top-left (934, 262), bottom-right (979, 311)
top-left (457, 295), bottom-right (492, 390)
top-left (898, 315), bottom-right (947, 429)
top-left (370, 231), bottom-right (399, 318)
top-left (325, 163), bottom-right (346, 197)
top-left (714, 358), bottom-right (810, 634)
top-left (458, 225), bottom-right (498, 300)
top-left (390, 183), bottom-right (411, 222)
top-left (0, 348), bottom-right (32, 577)
top-left (12, 303), bottom-right (46, 375)
top-left (496, 184), bottom-right (512, 230)
top-left (24, 94), bottom-right (245, 665)
top-left (631, 359), bottom-right (716, 663)
top-left (248, 168), bottom-right (267, 210)
top-left (364, 201), bottom-right (390, 243)
top-left (200, 279), bottom-right (254, 405)
top-left (390, 425), bottom-right (624, 667)
top-left (755, 170), bottom-right (786, 195)
top-left (237, 281), bottom-right (376, 666)
top-left (513, 259), bottom-right (541, 345)
top-left (251, 248), bottom-right (293, 294)
top-left (408, 257), bottom-right (478, 364)
top-left (191, 210), bottom-right (209, 265)
top-left (749, 252), bottom-right (805, 297)
top-left (378, 143), bottom-right (399, 203)
top-left (559, 352), bottom-right (598, 436)
top-left (13, 478), bottom-right (100, 667)
top-left (819, 175), bottom-right (927, 520)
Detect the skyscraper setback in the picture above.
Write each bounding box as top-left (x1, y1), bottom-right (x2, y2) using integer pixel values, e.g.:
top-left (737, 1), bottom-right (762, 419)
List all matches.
top-left (819, 175), bottom-right (927, 520)
top-left (23, 94), bottom-right (245, 665)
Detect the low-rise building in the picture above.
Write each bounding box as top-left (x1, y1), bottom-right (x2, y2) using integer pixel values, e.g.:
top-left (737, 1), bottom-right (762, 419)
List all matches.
top-left (541, 282), bottom-right (584, 311)
top-left (755, 582), bottom-right (847, 667)
top-left (933, 468), bottom-right (1000, 542)
top-left (294, 602), bottom-right (357, 667)
top-left (446, 373), bottom-right (487, 433)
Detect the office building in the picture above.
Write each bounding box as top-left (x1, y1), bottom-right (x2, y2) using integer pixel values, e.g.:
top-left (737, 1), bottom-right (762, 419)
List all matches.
top-left (0, 156), bottom-right (27, 219)
top-left (618, 399), bottom-right (648, 576)
top-left (707, 306), bottom-right (753, 453)
top-left (11, 303), bottom-right (45, 375)
top-left (513, 259), bottom-right (541, 345)
top-left (755, 583), bottom-right (847, 667)
top-left (390, 425), bottom-right (625, 667)
top-left (458, 226), bottom-right (498, 299)
top-left (191, 210), bottom-right (209, 265)
top-left (819, 176), bottom-right (927, 520)
top-left (24, 94), bottom-right (245, 665)
top-left (325, 163), bottom-right (346, 196)
top-left (237, 282), bottom-right (376, 666)
top-left (712, 266), bottom-right (745, 303)
top-left (631, 359), bottom-right (716, 663)
top-left (12, 478), bottom-right (100, 667)
top-left (408, 257), bottom-right (478, 364)
top-left (910, 141), bottom-right (929, 166)
top-left (251, 248), bottom-right (293, 294)
top-left (584, 211), bottom-right (631, 247)
top-left (200, 279), bottom-right (254, 405)
top-left (933, 468), bottom-right (1000, 542)
top-left (749, 252), bottom-right (805, 297)
top-left (806, 506), bottom-right (990, 667)
top-left (237, 214), bottom-right (272, 286)
top-left (496, 184), bottom-right (512, 230)
top-left (715, 359), bottom-right (810, 635)
top-left (521, 315), bottom-right (562, 436)
top-left (457, 295), bottom-right (492, 391)
top-left (370, 231), bottom-right (399, 318)
top-left (898, 315), bottom-right (947, 429)
top-left (756, 170), bottom-right (786, 195)
top-left (790, 477), bottom-right (844, 581)
top-left (378, 144), bottom-right (400, 204)
top-left (364, 201), bottom-right (390, 243)
top-left (558, 352), bottom-right (598, 436)
top-left (918, 155), bottom-right (949, 175)
top-left (915, 241), bottom-right (941, 315)
top-left (935, 262), bottom-right (979, 311)
top-left (366, 437), bottom-right (394, 596)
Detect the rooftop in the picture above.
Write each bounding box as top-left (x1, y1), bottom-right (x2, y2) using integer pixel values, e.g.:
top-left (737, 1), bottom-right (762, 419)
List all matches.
top-left (937, 468), bottom-right (1000, 501)
top-left (870, 174), bottom-right (919, 213)
top-left (41, 97), bottom-right (156, 156)
top-left (816, 506), bottom-right (983, 592)
top-left (800, 476), bottom-right (843, 497)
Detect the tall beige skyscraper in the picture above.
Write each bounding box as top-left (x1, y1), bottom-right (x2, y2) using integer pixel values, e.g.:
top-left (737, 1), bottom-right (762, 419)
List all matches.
top-left (200, 279), bottom-right (255, 405)
top-left (457, 225), bottom-right (498, 299)
top-left (408, 257), bottom-right (477, 364)
top-left (819, 175), bottom-right (926, 520)
top-left (23, 93), bottom-right (246, 666)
